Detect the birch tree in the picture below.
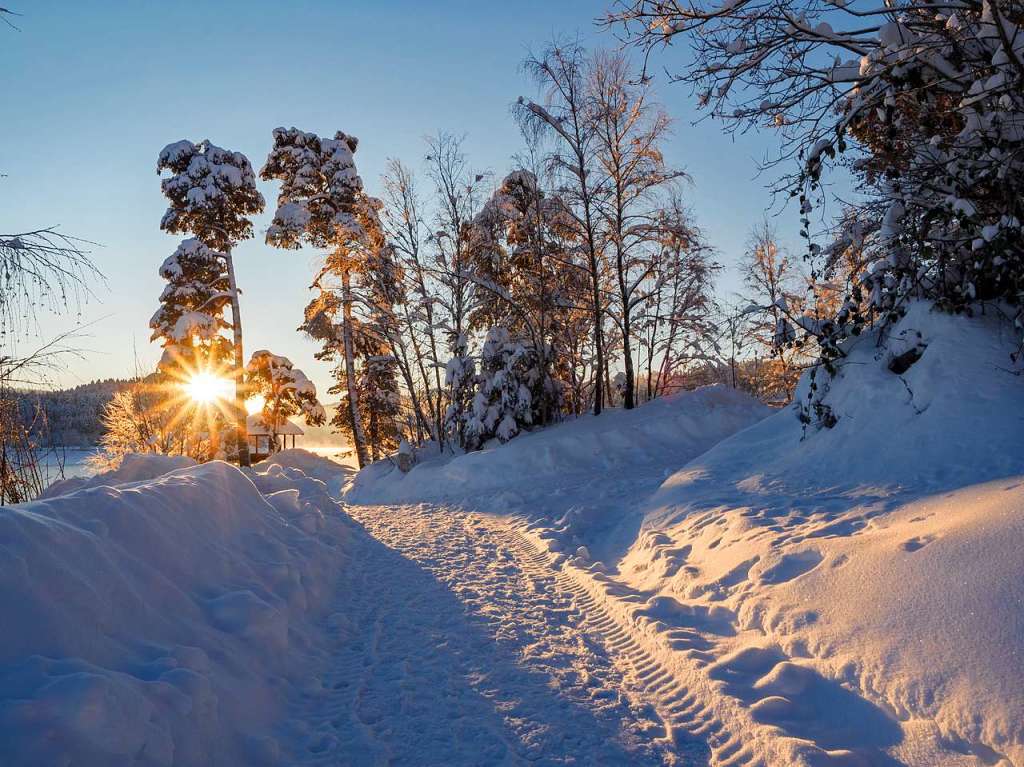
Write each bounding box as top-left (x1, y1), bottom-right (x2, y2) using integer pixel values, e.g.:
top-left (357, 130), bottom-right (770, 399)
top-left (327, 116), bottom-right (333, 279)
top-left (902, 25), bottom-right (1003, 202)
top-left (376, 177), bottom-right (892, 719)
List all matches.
top-left (519, 42), bottom-right (610, 416)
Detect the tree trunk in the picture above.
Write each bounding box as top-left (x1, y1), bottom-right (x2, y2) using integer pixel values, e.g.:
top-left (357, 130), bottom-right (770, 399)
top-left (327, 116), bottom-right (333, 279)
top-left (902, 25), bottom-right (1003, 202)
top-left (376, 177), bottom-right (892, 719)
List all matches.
top-left (224, 248), bottom-right (251, 467)
top-left (342, 270), bottom-right (370, 468)
top-left (622, 318), bottom-right (635, 409)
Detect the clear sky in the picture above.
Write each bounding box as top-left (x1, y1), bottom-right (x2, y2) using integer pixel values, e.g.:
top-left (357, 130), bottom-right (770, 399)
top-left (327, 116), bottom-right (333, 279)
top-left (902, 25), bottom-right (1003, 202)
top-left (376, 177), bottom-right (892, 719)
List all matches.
top-left (2, 0), bottom-right (802, 396)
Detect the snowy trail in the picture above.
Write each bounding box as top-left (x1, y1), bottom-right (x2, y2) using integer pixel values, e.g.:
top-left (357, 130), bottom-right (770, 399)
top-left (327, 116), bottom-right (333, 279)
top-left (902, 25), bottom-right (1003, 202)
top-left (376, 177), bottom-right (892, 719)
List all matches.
top-left (281, 501), bottom-right (692, 766)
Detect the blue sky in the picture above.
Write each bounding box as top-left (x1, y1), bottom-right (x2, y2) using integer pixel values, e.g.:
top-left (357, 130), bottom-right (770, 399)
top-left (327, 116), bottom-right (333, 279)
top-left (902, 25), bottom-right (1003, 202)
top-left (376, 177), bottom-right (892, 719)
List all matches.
top-left (2, 0), bottom-right (801, 395)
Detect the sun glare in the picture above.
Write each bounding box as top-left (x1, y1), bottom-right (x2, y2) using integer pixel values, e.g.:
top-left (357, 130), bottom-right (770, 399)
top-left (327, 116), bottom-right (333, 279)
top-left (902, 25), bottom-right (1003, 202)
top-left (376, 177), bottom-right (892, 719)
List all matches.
top-left (245, 394), bottom-right (266, 415)
top-left (185, 372), bottom-right (232, 404)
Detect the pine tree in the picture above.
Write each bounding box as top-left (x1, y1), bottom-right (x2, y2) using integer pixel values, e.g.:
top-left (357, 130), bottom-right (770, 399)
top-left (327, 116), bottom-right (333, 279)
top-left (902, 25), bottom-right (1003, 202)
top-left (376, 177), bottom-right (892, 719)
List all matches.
top-left (157, 139), bottom-right (265, 466)
top-left (262, 127), bottom-right (376, 468)
top-left (149, 238), bottom-right (233, 377)
top-left (442, 333), bottom-right (477, 451)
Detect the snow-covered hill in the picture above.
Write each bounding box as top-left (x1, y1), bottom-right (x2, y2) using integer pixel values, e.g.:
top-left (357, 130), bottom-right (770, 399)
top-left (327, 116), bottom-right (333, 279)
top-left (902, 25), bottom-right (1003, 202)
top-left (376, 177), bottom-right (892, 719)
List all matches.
top-left (349, 384), bottom-right (770, 560)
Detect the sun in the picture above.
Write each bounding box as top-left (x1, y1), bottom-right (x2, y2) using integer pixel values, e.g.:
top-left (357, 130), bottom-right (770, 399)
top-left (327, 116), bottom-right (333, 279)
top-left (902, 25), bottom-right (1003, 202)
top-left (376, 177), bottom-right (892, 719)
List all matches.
top-left (185, 371), bottom-right (233, 404)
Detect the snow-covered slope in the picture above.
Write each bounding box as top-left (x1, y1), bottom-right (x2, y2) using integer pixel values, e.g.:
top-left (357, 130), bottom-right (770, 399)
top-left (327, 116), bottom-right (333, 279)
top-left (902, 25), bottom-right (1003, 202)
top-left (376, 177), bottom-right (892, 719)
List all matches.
top-left (0, 458), bottom-right (353, 766)
top-left (617, 303), bottom-right (1024, 764)
top-left (349, 385), bottom-right (770, 560)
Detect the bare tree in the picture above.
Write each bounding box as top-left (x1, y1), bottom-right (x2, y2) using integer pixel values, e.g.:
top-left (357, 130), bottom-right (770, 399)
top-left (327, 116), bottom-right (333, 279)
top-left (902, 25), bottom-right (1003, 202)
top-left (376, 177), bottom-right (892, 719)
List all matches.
top-left (519, 41), bottom-right (610, 416)
top-left (590, 50), bottom-right (687, 408)
top-left (381, 159), bottom-right (446, 444)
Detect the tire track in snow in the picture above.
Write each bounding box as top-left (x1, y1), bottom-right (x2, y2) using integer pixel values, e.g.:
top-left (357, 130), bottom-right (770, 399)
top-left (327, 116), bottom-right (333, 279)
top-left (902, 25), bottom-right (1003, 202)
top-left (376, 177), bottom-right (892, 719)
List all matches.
top-left (284, 502), bottom-right (678, 766)
top-left (504, 519), bottom-right (879, 767)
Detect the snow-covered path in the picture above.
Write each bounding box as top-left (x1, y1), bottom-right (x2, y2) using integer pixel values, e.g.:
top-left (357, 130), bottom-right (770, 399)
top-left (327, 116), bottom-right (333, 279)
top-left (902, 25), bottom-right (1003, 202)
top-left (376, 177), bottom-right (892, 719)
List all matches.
top-left (281, 502), bottom-right (705, 766)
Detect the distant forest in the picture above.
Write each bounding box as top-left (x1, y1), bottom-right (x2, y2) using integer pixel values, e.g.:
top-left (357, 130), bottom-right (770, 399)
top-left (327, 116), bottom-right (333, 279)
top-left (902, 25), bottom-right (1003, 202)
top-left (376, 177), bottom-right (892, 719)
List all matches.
top-left (15, 381), bottom-right (346, 448)
top-left (15, 379), bottom-right (131, 447)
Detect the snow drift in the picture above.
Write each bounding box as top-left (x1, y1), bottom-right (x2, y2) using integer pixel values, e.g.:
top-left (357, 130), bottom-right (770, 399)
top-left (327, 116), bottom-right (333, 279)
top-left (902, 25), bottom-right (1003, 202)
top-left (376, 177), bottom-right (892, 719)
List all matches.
top-left (0, 457), bottom-right (352, 766)
top-left (621, 303), bottom-right (1024, 764)
top-left (348, 385), bottom-right (770, 560)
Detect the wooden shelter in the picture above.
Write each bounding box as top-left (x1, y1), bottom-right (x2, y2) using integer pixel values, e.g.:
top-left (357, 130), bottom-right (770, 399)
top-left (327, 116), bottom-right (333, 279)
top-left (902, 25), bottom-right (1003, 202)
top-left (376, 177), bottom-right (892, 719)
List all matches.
top-left (246, 414), bottom-right (304, 461)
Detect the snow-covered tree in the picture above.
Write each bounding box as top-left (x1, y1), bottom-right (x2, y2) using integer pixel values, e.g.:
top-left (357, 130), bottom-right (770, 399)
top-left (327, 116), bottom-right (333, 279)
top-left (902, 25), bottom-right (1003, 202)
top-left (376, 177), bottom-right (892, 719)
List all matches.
top-left (425, 133), bottom-right (487, 450)
top-left (157, 139), bottom-right (264, 465)
top-left (245, 350), bottom-right (326, 450)
top-left (90, 377), bottom-right (212, 472)
top-left (442, 333), bottom-right (477, 451)
top-left (149, 237), bottom-right (233, 377)
top-left (261, 127), bottom-right (376, 468)
top-left (470, 165), bottom-right (572, 425)
top-left (467, 327), bottom-right (533, 447)
top-left (611, 0), bottom-right (1024, 421)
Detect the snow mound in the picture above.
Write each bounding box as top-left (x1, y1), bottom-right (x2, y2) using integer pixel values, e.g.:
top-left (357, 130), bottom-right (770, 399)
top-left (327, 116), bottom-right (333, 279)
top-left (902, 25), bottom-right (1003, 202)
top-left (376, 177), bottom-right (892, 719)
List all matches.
top-left (256, 448), bottom-right (354, 498)
top-left (624, 303), bottom-right (1024, 764)
top-left (350, 385), bottom-right (768, 506)
top-left (41, 453), bottom-right (197, 499)
top-left (0, 459), bottom-right (351, 766)
top-left (349, 385), bottom-right (769, 562)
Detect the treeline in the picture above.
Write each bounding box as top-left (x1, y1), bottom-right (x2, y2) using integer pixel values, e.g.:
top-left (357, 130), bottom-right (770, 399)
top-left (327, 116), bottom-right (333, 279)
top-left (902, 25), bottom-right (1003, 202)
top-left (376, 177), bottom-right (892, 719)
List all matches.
top-left (14, 379), bottom-right (132, 447)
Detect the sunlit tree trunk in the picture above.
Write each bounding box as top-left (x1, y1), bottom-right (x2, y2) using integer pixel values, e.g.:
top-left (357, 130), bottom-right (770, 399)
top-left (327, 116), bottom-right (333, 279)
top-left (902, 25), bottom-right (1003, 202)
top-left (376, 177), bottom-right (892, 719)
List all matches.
top-left (341, 269), bottom-right (370, 468)
top-left (224, 248), bottom-right (251, 467)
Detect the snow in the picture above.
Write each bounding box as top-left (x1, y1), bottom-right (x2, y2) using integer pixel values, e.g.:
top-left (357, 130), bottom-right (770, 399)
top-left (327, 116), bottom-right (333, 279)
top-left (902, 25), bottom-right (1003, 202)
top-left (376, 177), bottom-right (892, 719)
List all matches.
top-left (40, 453), bottom-right (197, 499)
top-left (3, 458), bottom-right (352, 765)
top-left (616, 302), bottom-right (1024, 764)
top-left (6, 305), bottom-right (1023, 765)
top-left (351, 384), bottom-right (769, 560)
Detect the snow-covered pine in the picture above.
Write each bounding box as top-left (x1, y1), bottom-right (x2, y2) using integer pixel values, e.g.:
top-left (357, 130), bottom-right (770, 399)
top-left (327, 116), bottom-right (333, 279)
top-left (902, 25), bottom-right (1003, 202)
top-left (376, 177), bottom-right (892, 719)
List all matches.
top-left (149, 238), bottom-right (233, 374)
top-left (467, 326), bottom-right (533, 448)
top-left (261, 127), bottom-right (377, 468)
top-left (358, 354), bottom-right (402, 461)
top-left (442, 332), bottom-right (477, 452)
top-left (157, 139), bottom-right (265, 466)
top-left (245, 350), bottom-right (326, 449)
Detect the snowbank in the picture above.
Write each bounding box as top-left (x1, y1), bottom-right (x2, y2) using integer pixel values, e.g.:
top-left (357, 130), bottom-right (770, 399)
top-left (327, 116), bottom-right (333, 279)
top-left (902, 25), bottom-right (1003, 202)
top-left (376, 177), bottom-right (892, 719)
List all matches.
top-left (41, 453), bottom-right (197, 499)
top-left (348, 385), bottom-right (769, 560)
top-left (622, 303), bottom-right (1024, 763)
top-left (0, 458), bottom-right (352, 766)
top-left (350, 384), bottom-right (768, 506)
